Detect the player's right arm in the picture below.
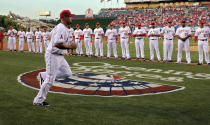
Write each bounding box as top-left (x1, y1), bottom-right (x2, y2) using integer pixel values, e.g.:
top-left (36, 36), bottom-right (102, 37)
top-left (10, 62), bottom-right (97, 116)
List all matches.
top-left (55, 42), bottom-right (77, 49)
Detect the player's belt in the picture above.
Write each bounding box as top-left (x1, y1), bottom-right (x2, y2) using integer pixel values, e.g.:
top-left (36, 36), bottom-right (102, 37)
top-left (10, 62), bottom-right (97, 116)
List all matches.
top-left (150, 39), bottom-right (157, 40)
top-left (36, 38), bottom-right (40, 39)
top-left (121, 37), bottom-right (127, 39)
top-left (95, 38), bottom-right (100, 39)
top-left (136, 38), bottom-right (143, 40)
top-left (19, 37), bottom-right (24, 38)
top-left (85, 37), bottom-right (90, 38)
top-left (75, 38), bottom-right (79, 39)
top-left (166, 38), bottom-right (173, 40)
top-left (199, 39), bottom-right (208, 41)
top-left (28, 38), bottom-right (32, 39)
top-left (9, 36), bottom-right (14, 37)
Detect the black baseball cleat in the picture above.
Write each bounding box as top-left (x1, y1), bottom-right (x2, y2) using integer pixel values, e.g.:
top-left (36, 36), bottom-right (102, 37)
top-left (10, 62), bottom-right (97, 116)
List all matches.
top-left (39, 73), bottom-right (44, 86)
top-left (197, 63), bottom-right (202, 65)
top-left (33, 101), bottom-right (50, 107)
top-left (168, 60), bottom-right (173, 62)
top-left (208, 63), bottom-right (210, 66)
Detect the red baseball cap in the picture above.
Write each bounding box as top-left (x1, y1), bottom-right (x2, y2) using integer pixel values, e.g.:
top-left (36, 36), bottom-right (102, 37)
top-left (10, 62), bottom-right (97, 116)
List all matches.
top-left (137, 22), bottom-right (141, 26)
top-left (96, 22), bottom-right (100, 25)
top-left (122, 21), bottom-right (126, 24)
top-left (199, 20), bottom-right (205, 24)
top-left (181, 20), bottom-right (186, 23)
top-left (60, 10), bottom-right (75, 19)
top-left (168, 20), bottom-right (172, 23)
top-left (109, 23), bottom-right (114, 26)
top-left (85, 23), bottom-right (89, 26)
top-left (151, 21), bottom-right (156, 25)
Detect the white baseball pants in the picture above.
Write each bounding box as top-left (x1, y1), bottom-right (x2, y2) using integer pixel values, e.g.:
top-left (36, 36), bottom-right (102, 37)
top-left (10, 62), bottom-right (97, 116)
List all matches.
top-left (75, 39), bottom-right (83, 55)
top-left (135, 39), bottom-right (144, 58)
top-left (8, 37), bottom-right (16, 50)
top-left (27, 39), bottom-right (35, 52)
top-left (36, 39), bottom-right (43, 53)
top-left (94, 38), bottom-right (103, 57)
top-left (163, 39), bottom-right (173, 61)
top-left (149, 39), bottom-right (161, 61)
top-left (120, 38), bottom-right (130, 58)
top-left (18, 38), bottom-right (24, 51)
top-left (33, 52), bottom-right (72, 104)
top-left (107, 40), bottom-right (118, 58)
top-left (44, 40), bottom-right (50, 52)
top-left (177, 40), bottom-right (191, 63)
top-left (198, 40), bottom-right (209, 64)
top-left (84, 38), bottom-right (93, 56)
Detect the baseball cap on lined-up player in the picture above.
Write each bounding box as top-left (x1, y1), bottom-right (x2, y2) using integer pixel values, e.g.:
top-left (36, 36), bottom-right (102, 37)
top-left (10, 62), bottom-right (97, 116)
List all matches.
top-left (60, 10), bottom-right (75, 26)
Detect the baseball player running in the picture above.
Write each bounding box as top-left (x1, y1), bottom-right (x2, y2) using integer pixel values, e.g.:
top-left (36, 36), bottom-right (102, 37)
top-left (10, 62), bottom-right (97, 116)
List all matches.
top-left (93, 22), bottom-right (104, 57)
top-left (195, 20), bottom-right (210, 65)
top-left (26, 27), bottom-right (35, 53)
top-left (118, 21), bottom-right (131, 59)
top-left (148, 22), bottom-right (161, 61)
top-left (133, 22), bottom-right (146, 60)
top-left (17, 26), bottom-right (26, 52)
top-left (33, 10), bottom-right (77, 106)
top-left (175, 20), bottom-right (192, 64)
top-left (7, 26), bottom-right (17, 51)
top-left (105, 23), bottom-right (118, 58)
top-left (42, 27), bottom-right (50, 52)
top-left (74, 24), bottom-right (83, 55)
top-left (83, 23), bottom-right (93, 56)
top-left (161, 20), bottom-right (175, 62)
top-left (35, 27), bottom-right (43, 53)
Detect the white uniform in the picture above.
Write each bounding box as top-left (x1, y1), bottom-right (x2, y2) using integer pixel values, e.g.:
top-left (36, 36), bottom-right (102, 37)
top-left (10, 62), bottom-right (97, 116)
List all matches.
top-left (35, 31), bottom-right (43, 53)
top-left (176, 26), bottom-right (192, 63)
top-left (161, 26), bottom-right (175, 61)
top-left (148, 28), bottom-right (161, 61)
top-left (26, 31), bottom-right (35, 52)
top-left (67, 28), bottom-right (74, 45)
top-left (133, 28), bottom-right (146, 59)
top-left (74, 29), bottom-right (83, 55)
top-left (195, 27), bottom-right (210, 64)
top-left (83, 28), bottom-right (93, 56)
top-left (42, 31), bottom-right (50, 51)
top-left (105, 28), bottom-right (118, 58)
top-left (17, 31), bottom-right (26, 51)
top-left (119, 26), bottom-right (131, 59)
top-left (7, 29), bottom-right (17, 51)
top-left (33, 23), bottom-right (72, 104)
top-left (94, 27), bottom-right (104, 57)
top-left (67, 28), bottom-right (74, 54)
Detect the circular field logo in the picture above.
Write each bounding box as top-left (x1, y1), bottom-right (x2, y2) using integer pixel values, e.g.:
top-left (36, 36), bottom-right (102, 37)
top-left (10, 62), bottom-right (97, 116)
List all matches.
top-left (18, 69), bottom-right (184, 97)
top-left (18, 69), bottom-right (185, 97)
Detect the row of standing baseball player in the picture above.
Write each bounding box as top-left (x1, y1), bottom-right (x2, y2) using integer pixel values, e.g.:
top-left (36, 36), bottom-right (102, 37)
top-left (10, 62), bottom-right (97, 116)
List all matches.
top-left (6, 20), bottom-right (210, 65)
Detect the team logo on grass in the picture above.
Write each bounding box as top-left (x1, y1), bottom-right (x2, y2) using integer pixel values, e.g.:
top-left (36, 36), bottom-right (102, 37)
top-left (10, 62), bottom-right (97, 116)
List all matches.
top-left (18, 69), bottom-right (184, 97)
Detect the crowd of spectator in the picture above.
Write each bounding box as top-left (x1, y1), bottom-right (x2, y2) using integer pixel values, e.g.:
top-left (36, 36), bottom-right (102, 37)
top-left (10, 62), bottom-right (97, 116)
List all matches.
top-left (98, 5), bottom-right (210, 30)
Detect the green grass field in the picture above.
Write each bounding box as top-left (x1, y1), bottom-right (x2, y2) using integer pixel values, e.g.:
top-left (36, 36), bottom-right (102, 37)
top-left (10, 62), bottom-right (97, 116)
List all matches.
top-left (0, 38), bottom-right (210, 125)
